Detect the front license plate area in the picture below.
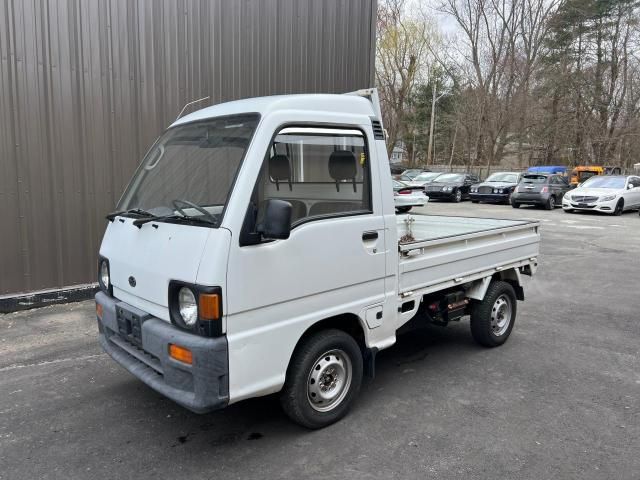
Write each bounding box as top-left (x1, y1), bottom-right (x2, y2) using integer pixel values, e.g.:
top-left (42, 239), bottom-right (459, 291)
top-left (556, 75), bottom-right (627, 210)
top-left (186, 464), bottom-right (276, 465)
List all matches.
top-left (578, 203), bottom-right (589, 208)
top-left (116, 305), bottom-right (150, 347)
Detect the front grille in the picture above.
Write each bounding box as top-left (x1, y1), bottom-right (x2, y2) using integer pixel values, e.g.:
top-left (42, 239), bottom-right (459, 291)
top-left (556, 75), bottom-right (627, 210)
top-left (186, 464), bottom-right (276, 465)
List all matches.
top-left (478, 186), bottom-right (493, 194)
top-left (426, 185), bottom-right (443, 192)
top-left (571, 195), bottom-right (598, 203)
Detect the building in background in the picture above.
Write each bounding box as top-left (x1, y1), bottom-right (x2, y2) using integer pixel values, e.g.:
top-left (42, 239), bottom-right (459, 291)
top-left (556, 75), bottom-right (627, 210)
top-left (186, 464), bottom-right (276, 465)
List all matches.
top-left (0, 0), bottom-right (377, 308)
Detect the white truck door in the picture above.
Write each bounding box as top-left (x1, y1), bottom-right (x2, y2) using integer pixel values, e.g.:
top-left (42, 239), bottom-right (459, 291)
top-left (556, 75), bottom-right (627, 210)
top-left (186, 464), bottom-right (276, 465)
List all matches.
top-left (225, 124), bottom-right (386, 402)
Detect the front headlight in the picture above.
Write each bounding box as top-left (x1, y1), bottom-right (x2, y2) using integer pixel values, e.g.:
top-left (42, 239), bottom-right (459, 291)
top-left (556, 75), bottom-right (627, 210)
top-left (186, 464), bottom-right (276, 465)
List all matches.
top-left (471, 187), bottom-right (477, 193)
top-left (600, 194), bottom-right (616, 202)
top-left (444, 186), bottom-right (453, 191)
top-left (99, 260), bottom-right (110, 288)
top-left (178, 287), bottom-right (198, 326)
top-left (564, 192), bottom-right (571, 199)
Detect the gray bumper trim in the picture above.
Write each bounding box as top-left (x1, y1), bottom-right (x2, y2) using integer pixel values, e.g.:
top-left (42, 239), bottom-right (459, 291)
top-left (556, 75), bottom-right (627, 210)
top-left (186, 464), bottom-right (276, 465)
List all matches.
top-left (96, 291), bottom-right (229, 413)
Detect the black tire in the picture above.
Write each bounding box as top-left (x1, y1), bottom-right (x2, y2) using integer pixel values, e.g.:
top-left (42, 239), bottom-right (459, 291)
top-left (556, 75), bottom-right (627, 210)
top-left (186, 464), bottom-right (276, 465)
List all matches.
top-left (396, 206), bottom-right (411, 213)
top-left (613, 199), bottom-right (624, 216)
top-left (280, 329), bottom-right (363, 429)
top-left (545, 196), bottom-right (555, 210)
top-left (453, 189), bottom-right (462, 203)
top-left (511, 202), bottom-right (520, 209)
top-left (470, 281), bottom-right (517, 347)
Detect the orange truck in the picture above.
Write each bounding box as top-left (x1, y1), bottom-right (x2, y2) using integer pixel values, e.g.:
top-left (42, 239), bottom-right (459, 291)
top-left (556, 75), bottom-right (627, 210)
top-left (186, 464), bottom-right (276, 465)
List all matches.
top-left (570, 166), bottom-right (604, 186)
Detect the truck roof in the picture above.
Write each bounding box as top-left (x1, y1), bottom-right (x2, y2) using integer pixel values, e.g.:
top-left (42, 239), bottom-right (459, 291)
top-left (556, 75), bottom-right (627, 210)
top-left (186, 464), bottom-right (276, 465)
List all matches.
top-left (172, 93), bottom-right (375, 127)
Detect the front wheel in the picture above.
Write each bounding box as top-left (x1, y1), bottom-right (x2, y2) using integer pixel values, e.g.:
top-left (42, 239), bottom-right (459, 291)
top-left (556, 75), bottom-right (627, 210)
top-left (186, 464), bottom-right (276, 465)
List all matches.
top-left (453, 190), bottom-right (462, 203)
top-left (511, 202), bottom-right (520, 209)
top-left (470, 281), bottom-right (517, 347)
top-left (613, 199), bottom-right (624, 216)
top-left (280, 329), bottom-right (363, 429)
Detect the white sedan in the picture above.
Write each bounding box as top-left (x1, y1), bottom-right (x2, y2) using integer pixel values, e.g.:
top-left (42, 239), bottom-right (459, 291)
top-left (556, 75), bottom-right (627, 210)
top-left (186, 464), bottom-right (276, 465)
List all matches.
top-left (394, 180), bottom-right (429, 213)
top-left (562, 175), bottom-right (640, 215)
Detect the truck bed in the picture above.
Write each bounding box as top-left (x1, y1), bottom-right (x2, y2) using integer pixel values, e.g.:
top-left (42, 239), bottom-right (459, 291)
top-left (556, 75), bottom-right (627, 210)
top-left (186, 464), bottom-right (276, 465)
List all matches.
top-left (397, 214), bottom-right (540, 296)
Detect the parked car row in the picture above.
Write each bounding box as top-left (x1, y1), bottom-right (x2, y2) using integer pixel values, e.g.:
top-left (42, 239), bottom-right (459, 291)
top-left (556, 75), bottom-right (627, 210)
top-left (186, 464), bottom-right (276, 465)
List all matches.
top-left (394, 168), bottom-right (640, 216)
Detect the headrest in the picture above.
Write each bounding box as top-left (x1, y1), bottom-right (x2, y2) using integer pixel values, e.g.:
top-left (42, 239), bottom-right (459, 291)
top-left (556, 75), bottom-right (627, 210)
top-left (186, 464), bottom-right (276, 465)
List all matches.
top-left (269, 154), bottom-right (291, 190)
top-left (329, 151), bottom-right (357, 192)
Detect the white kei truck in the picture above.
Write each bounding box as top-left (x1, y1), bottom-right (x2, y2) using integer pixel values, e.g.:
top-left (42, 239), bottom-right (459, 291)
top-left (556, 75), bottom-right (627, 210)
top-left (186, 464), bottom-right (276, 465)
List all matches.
top-left (95, 89), bottom-right (540, 429)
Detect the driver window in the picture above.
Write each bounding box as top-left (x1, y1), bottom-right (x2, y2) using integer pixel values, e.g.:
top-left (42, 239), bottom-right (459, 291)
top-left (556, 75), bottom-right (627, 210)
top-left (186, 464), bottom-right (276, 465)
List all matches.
top-left (252, 126), bottom-right (372, 226)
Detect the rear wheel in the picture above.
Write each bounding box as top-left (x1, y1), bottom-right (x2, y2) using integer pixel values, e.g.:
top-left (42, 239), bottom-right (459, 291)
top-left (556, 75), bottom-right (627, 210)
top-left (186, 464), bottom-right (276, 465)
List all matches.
top-left (511, 202), bottom-right (520, 209)
top-left (280, 329), bottom-right (363, 429)
top-left (470, 281), bottom-right (517, 347)
top-left (613, 199), bottom-right (624, 216)
top-left (545, 196), bottom-right (555, 210)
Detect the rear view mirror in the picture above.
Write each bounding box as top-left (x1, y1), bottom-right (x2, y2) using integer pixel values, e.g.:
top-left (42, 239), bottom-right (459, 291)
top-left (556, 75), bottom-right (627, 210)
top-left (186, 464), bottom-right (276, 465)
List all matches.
top-left (259, 199), bottom-right (292, 240)
top-left (628, 184), bottom-right (634, 189)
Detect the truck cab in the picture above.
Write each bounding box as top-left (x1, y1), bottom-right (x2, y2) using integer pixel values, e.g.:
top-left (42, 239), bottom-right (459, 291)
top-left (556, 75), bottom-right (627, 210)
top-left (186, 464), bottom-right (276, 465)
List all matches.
top-left (96, 90), bottom-right (540, 428)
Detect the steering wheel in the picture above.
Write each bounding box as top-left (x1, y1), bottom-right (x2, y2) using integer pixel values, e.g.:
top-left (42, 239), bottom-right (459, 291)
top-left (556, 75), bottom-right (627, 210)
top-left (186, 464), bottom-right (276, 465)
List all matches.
top-left (172, 199), bottom-right (217, 223)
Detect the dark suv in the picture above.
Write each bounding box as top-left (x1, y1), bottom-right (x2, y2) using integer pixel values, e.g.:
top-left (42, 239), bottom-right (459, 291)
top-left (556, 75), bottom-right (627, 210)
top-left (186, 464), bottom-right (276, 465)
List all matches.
top-left (511, 174), bottom-right (571, 210)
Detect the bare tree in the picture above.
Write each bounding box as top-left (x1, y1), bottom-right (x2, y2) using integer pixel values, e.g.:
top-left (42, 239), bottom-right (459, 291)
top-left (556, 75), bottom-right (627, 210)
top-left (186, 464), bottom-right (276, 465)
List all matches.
top-left (376, 0), bottom-right (434, 159)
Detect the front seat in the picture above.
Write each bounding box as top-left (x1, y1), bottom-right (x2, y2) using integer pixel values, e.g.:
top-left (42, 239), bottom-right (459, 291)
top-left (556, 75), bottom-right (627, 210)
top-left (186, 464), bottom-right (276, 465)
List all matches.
top-left (267, 154), bottom-right (307, 223)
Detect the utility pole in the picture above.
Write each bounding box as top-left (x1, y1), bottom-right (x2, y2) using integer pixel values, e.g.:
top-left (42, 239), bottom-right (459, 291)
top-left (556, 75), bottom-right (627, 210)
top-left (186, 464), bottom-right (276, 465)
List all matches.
top-left (426, 79), bottom-right (449, 165)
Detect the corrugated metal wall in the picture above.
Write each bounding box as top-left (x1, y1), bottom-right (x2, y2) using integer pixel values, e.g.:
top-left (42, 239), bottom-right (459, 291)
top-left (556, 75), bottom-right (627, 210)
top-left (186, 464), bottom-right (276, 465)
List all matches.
top-left (0, 0), bottom-right (376, 296)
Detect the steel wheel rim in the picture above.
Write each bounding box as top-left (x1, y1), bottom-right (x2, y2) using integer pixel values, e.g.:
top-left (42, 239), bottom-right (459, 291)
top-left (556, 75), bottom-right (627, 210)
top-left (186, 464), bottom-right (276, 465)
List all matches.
top-left (307, 349), bottom-right (352, 412)
top-left (491, 294), bottom-right (512, 336)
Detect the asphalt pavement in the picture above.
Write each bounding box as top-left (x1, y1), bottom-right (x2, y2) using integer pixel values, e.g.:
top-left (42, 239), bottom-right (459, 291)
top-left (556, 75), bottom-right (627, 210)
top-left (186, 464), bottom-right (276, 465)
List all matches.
top-left (1, 202), bottom-right (639, 479)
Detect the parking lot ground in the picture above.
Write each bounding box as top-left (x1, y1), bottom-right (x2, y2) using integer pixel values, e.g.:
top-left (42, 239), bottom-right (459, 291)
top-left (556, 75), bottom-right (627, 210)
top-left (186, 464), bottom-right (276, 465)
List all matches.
top-left (1, 202), bottom-right (639, 480)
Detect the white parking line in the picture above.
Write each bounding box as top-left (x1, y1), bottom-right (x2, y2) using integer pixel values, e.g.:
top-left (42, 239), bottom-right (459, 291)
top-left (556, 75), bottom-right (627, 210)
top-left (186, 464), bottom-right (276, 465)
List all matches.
top-left (564, 225), bottom-right (605, 230)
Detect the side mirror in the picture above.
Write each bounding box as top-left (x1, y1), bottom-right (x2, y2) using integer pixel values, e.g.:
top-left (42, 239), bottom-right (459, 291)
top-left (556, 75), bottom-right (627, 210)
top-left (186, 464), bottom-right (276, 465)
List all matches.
top-left (259, 199), bottom-right (292, 240)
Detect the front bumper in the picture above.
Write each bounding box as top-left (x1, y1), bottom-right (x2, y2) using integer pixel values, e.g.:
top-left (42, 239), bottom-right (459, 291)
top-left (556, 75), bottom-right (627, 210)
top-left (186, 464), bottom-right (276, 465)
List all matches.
top-left (470, 192), bottom-right (510, 203)
top-left (95, 291), bottom-right (229, 413)
top-left (426, 190), bottom-right (457, 200)
top-left (562, 197), bottom-right (617, 213)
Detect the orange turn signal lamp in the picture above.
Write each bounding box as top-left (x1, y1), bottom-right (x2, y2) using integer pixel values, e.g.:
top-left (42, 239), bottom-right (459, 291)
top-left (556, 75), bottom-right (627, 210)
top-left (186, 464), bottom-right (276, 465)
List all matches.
top-left (96, 302), bottom-right (103, 319)
top-left (169, 344), bottom-right (193, 365)
top-left (199, 293), bottom-right (221, 321)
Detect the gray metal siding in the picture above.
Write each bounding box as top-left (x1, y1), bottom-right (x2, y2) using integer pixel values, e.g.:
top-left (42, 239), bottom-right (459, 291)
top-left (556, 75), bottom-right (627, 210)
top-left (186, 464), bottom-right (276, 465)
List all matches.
top-left (0, 0), bottom-right (376, 295)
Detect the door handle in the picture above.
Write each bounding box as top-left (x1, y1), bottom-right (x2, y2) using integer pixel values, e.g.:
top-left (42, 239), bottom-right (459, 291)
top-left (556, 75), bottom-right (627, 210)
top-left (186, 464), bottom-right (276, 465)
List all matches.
top-left (362, 231), bottom-right (378, 241)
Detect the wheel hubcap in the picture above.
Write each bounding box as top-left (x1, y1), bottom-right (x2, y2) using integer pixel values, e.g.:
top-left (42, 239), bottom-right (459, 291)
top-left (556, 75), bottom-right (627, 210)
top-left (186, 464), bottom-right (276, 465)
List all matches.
top-left (490, 295), bottom-right (512, 336)
top-left (307, 349), bottom-right (352, 412)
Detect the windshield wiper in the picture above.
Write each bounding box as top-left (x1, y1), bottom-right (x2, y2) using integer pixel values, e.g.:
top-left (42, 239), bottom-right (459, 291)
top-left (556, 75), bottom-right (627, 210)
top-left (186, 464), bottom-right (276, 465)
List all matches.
top-left (132, 214), bottom-right (217, 229)
top-left (106, 208), bottom-right (154, 222)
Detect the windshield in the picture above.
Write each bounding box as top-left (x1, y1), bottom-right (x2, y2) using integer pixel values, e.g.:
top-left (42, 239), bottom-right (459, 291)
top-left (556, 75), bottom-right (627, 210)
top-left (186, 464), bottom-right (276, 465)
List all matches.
top-left (577, 170), bottom-right (598, 181)
top-left (434, 173), bottom-right (464, 182)
top-left (581, 176), bottom-right (626, 189)
top-left (118, 114), bottom-right (260, 225)
top-left (402, 169), bottom-right (423, 179)
top-left (414, 172), bottom-right (440, 181)
top-left (486, 172), bottom-right (519, 183)
top-left (521, 175), bottom-right (547, 184)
